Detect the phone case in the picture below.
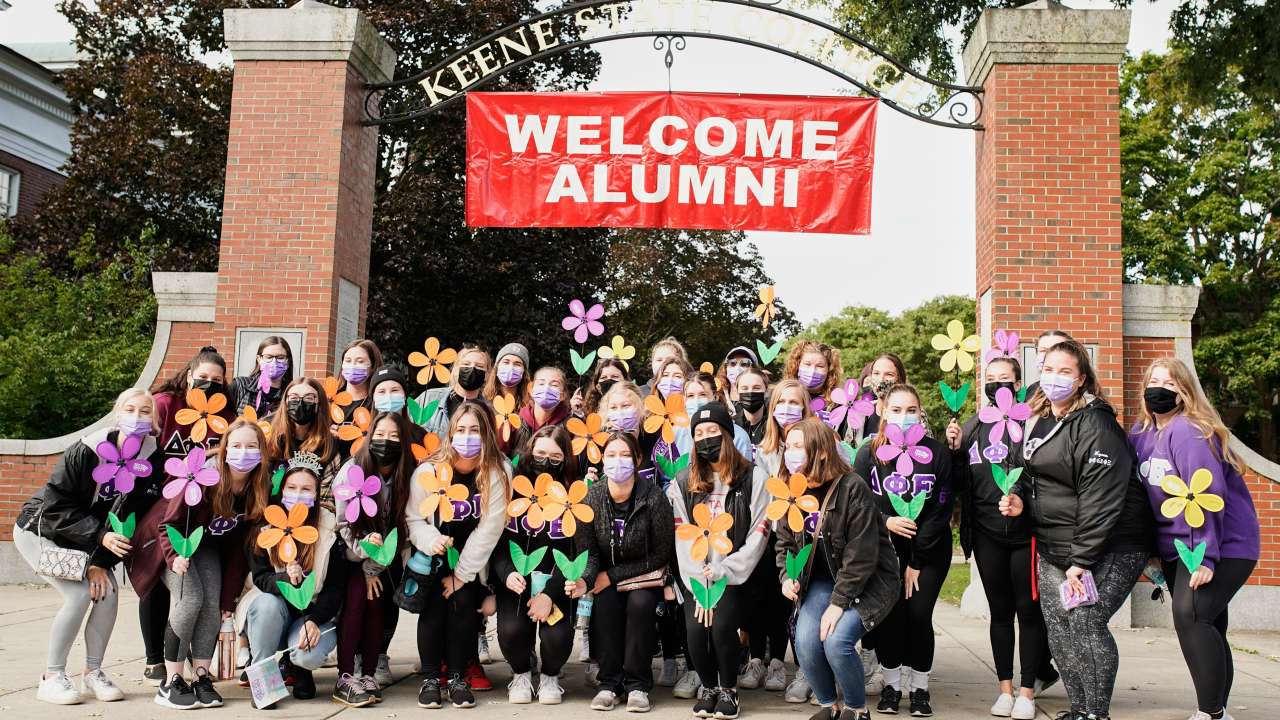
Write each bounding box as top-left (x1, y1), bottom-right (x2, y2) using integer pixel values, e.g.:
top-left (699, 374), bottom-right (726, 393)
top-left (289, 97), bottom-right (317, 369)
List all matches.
top-left (1059, 570), bottom-right (1099, 610)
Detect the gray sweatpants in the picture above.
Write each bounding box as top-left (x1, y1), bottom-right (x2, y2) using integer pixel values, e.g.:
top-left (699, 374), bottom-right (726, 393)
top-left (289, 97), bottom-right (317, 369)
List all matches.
top-left (1038, 550), bottom-right (1146, 717)
top-left (13, 524), bottom-right (119, 674)
top-left (162, 544), bottom-right (222, 662)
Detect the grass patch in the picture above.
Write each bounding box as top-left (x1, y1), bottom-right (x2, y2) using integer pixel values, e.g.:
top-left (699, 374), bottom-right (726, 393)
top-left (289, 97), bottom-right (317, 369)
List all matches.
top-left (941, 560), bottom-right (970, 606)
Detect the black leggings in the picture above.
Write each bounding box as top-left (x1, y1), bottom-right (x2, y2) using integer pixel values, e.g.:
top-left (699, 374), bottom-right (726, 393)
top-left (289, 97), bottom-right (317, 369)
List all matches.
top-left (659, 599), bottom-right (685, 659)
top-left (682, 585), bottom-right (743, 688)
top-left (415, 580), bottom-right (486, 675)
top-left (140, 584), bottom-right (170, 666)
top-left (972, 532), bottom-right (1050, 688)
top-left (868, 550), bottom-right (950, 675)
top-left (381, 562), bottom-right (403, 654)
top-left (1164, 557), bottom-right (1255, 714)
top-left (495, 589), bottom-right (576, 676)
top-left (744, 554), bottom-right (790, 662)
top-left (591, 585), bottom-right (661, 694)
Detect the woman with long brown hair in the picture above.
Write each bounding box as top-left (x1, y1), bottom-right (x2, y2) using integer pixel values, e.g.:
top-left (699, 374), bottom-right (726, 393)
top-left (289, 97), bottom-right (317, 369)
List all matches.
top-left (231, 335), bottom-right (295, 416)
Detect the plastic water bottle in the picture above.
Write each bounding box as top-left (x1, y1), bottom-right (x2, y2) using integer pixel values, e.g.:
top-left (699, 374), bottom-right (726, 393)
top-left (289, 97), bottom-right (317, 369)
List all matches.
top-left (576, 592), bottom-right (593, 630)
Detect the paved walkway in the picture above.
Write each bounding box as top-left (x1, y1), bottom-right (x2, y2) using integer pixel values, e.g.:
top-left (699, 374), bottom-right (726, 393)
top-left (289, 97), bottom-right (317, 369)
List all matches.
top-left (0, 583), bottom-right (1276, 718)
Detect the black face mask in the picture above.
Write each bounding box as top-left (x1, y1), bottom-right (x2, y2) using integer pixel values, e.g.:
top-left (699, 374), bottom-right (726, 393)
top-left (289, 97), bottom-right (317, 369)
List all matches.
top-left (530, 456), bottom-right (565, 479)
top-left (1143, 386), bottom-right (1180, 415)
top-left (457, 366), bottom-right (487, 392)
top-left (738, 391), bottom-right (766, 413)
top-left (286, 397), bottom-right (319, 425)
top-left (597, 378), bottom-right (617, 398)
top-left (192, 378), bottom-right (225, 398)
top-left (695, 436), bottom-right (722, 464)
top-left (984, 381), bottom-right (1018, 404)
top-left (369, 439), bottom-right (402, 464)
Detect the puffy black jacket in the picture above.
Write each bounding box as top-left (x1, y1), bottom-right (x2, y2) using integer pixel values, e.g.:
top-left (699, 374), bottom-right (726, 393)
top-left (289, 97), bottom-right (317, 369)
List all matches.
top-left (953, 416), bottom-right (1033, 558)
top-left (579, 474), bottom-right (675, 585)
top-left (1019, 397), bottom-right (1154, 570)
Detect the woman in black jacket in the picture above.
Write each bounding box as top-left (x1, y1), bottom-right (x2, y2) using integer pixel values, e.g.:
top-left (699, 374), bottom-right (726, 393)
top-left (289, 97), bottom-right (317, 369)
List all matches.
top-left (1002, 340), bottom-right (1152, 720)
top-left (852, 384), bottom-right (953, 716)
top-left (570, 431), bottom-right (674, 713)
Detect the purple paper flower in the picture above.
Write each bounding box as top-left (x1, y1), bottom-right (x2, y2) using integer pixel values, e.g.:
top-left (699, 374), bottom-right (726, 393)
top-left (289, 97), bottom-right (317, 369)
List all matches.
top-left (875, 423), bottom-right (934, 476)
top-left (561, 299), bottom-right (604, 344)
top-left (163, 446), bottom-right (219, 506)
top-left (983, 329), bottom-right (1020, 364)
top-left (825, 380), bottom-right (876, 430)
top-left (979, 387), bottom-right (1032, 445)
top-left (335, 465), bottom-right (382, 523)
top-left (93, 434), bottom-right (153, 494)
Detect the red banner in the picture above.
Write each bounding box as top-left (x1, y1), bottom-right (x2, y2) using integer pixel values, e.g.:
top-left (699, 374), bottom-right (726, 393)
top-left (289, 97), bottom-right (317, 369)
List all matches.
top-left (466, 91), bottom-right (877, 234)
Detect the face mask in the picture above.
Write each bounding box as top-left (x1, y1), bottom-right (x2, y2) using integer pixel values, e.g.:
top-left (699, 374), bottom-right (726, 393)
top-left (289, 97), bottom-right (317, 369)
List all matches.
top-left (726, 366), bottom-right (745, 385)
top-left (191, 378), bottom-right (225, 397)
top-left (784, 448), bottom-right (807, 474)
top-left (773, 404), bottom-right (803, 428)
top-left (451, 433), bottom-right (482, 459)
top-left (597, 379), bottom-right (617, 398)
top-left (656, 377), bottom-right (684, 397)
top-left (885, 413), bottom-right (919, 430)
top-left (602, 457), bottom-right (635, 483)
top-left (259, 357), bottom-right (289, 380)
top-left (286, 397), bottom-right (318, 425)
top-left (1038, 372), bottom-right (1077, 402)
top-left (226, 447), bottom-right (262, 473)
top-left (695, 436), bottom-right (722, 464)
top-left (609, 407), bottom-right (639, 432)
top-left (685, 397), bottom-right (709, 417)
top-left (871, 378), bottom-right (895, 399)
top-left (456, 366), bottom-right (487, 392)
top-left (531, 456), bottom-right (565, 479)
top-left (797, 366), bottom-right (826, 390)
top-left (369, 438), bottom-right (402, 464)
top-left (1144, 386), bottom-right (1180, 415)
top-left (738, 391), bottom-right (766, 413)
top-left (984, 381), bottom-right (1018, 404)
top-left (281, 491), bottom-right (315, 511)
top-left (532, 385), bottom-right (561, 409)
top-left (497, 364), bottom-right (524, 387)
top-left (342, 365), bottom-right (369, 385)
top-left (118, 414), bottom-right (151, 437)
top-left (374, 393), bottom-right (406, 414)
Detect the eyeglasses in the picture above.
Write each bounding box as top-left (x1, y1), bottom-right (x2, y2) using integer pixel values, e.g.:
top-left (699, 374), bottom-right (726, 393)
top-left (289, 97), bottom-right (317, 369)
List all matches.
top-left (726, 358), bottom-right (754, 368)
top-left (289, 393), bottom-right (320, 403)
top-left (260, 354), bottom-right (289, 362)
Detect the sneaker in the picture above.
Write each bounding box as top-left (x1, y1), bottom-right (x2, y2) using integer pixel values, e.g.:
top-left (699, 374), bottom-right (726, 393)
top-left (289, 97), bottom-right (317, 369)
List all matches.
top-left (292, 667), bottom-right (316, 699)
top-left (508, 671), bottom-right (534, 704)
top-left (866, 671), bottom-right (886, 696)
top-left (626, 690), bottom-right (651, 713)
top-left (991, 693), bottom-right (1015, 717)
top-left (673, 670), bottom-right (701, 699)
top-left (478, 633), bottom-right (493, 664)
top-left (693, 686), bottom-right (718, 718)
top-left (417, 677), bottom-right (443, 709)
top-left (333, 673), bottom-right (376, 708)
top-left (466, 660), bottom-right (493, 691)
top-left (657, 658), bottom-right (680, 687)
top-left (448, 673), bottom-right (476, 708)
top-left (843, 710), bottom-right (873, 720)
top-left (279, 655), bottom-right (296, 687)
top-left (809, 706), bottom-right (840, 720)
top-left (785, 670), bottom-right (812, 703)
top-left (238, 670), bottom-right (249, 688)
top-left (1035, 669), bottom-right (1060, 697)
top-left (237, 646), bottom-right (251, 670)
top-left (538, 673), bottom-right (564, 705)
top-left (739, 658), bottom-right (766, 689)
top-left (144, 663), bottom-right (167, 686)
top-left (375, 654), bottom-right (394, 686)
top-left (82, 668), bottom-right (125, 702)
top-left (37, 672), bottom-right (82, 705)
top-left (360, 674), bottom-right (382, 702)
top-left (191, 668), bottom-right (223, 707)
top-left (877, 685), bottom-right (902, 714)
top-left (586, 662), bottom-right (601, 687)
top-left (908, 689), bottom-right (933, 717)
top-left (154, 674), bottom-right (198, 710)
top-left (764, 658), bottom-right (787, 691)
top-left (714, 688), bottom-right (740, 719)
top-left (1011, 696), bottom-right (1036, 720)
top-left (591, 689), bottom-right (617, 710)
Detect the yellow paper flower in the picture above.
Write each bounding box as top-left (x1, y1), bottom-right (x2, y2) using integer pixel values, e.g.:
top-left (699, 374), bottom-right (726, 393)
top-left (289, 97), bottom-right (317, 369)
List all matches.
top-left (676, 503), bottom-right (734, 563)
top-left (1160, 468), bottom-right (1224, 529)
top-left (931, 319), bottom-right (981, 373)
top-left (598, 335), bottom-right (636, 370)
top-left (755, 285), bottom-right (777, 330)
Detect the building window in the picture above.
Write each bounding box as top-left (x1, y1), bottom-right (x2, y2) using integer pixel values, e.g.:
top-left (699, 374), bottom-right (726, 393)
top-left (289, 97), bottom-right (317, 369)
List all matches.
top-left (0, 167), bottom-right (19, 218)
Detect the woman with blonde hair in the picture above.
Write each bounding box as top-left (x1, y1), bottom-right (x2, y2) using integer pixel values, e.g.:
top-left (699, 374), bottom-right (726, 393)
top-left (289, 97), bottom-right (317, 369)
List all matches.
top-left (415, 345), bottom-right (493, 437)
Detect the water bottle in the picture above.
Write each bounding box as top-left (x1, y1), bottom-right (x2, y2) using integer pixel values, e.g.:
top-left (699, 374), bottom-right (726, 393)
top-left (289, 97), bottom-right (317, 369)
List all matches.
top-left (576, 592), bottom-right (593, 630)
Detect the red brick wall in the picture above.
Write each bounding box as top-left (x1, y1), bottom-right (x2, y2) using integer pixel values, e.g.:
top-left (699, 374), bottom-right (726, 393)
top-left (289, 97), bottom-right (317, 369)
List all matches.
top-left (0, 148), bottom-right (66, 220)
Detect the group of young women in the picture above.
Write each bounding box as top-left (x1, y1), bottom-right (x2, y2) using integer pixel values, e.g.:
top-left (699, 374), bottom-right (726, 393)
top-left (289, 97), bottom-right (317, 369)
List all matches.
top-left (13, 328), bottom-right (1260, 720)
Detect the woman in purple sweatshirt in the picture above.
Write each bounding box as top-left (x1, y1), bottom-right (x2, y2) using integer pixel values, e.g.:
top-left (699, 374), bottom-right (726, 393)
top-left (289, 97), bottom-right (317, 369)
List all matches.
top-left (1129, 358), bottom-right (1259, 720)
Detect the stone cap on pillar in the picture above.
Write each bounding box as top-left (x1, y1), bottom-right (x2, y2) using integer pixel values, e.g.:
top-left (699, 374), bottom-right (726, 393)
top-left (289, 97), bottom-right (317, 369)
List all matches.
top-left (962, 0), bottom-right (1131, 87)
top-left (223, 0), bottom-right (397, 84)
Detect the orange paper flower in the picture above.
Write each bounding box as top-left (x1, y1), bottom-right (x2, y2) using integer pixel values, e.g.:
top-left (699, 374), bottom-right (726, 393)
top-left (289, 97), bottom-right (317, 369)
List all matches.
top-left (175, 388), bottom-right (229, 444)
top-left (508, 473), bottom-right (557, 528)
top-left (755, 285), bottom-right (777, 330)
top-left (643, 393), bottom-right (689, 444)
top-left (337, 406), bottom-right (372, 453)
top-left (766, 473), bottom-right (820, 533)
top-left (676, 502), bottom-right (734, 563)
top-left (240, 405), bottom-right (272, 439)
top-left (541, 479), bottom-right (595, 537)
top-left (567, 413), bottom-right (610, 464)
top-left (493, 394), bottom-right (522, 442)
top-left (418, 463), bottom-right (469, 523)
top-left (257, 503), bottom-right (319, 564)
top-left (322, 376), bottom-right (353, 423)
top-left (408, 337), bottom-right (458, 386)
top-left (410, 432), bottom-right (442, 462)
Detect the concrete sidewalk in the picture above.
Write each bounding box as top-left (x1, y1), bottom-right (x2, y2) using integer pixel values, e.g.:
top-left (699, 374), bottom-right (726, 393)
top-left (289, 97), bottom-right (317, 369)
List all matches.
top-left (0, 583), bottom-right (1276, 719)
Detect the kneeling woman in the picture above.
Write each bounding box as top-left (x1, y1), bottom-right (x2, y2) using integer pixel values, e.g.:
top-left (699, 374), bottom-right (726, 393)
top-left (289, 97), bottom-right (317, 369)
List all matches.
top-left (669, 403), bottom-right (769, 719)
top-left (776, 418), bottom-right (899, 720)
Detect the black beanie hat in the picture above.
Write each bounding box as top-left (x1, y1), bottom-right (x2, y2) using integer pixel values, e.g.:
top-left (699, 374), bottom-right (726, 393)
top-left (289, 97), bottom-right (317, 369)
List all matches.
top-left (689, 401), bottom-right (734, 437)
top-left (369, 365), bottom-right (408, 398)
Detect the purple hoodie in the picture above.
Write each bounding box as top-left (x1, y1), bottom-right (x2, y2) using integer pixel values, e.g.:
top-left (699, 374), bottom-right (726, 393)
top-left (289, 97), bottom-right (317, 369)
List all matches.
top-left (1129, 415), bottom-right (1259, 570)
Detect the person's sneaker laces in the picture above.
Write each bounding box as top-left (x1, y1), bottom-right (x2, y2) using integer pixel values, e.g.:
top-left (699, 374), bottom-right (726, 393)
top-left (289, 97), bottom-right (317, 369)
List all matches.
top-left (764, 658), bottom-right (787, 691)
top-left (82, 668), bottom-right (125, 702)
top-left (417, 677), bottom-right (443, 709)
top-left (909, 689), bottom-right (933, 717)
top-left (508, 671), bottom-right (534, 704)
top-left (626, 690), bottom-right (651, 713)
top-left (877, 685), bottom-right (902, 714)
top-left (190, 668), bottom-right (223, 708)
top-left (713, 688), bottom-right (740, 719)
top-left (332, 673), bottom-right (375, 708)
top-left (478, 632), bottom-right (493, 664)
top-left (693, 686), bottom-right (718, 718)
top-left (538, 673), bottom-right (564, 705)
top-left (448, 673), bottom-right (476, 708)
top-left (673, 669), bottom-right (701, 699)
top-left (739, 658), bottom-right (766, 689)
top-left (375, 653), bottom-right (394, 686)
top-left (785, 670), bottom-right (812, 704)
top-left (37, 672), bottom-right (82, 706)
top-left (154, 673), bottom-right (198, 710)
top-left (360, 674), bottom-right (382, 702)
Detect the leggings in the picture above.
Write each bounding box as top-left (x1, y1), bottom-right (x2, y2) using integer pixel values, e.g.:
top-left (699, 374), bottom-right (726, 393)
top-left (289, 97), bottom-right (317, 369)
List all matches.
top-left (1164, 557), bottom-right (1256, 714)
top-left (1038, 550), bottom-right (1145, 717)
top-left (415, 580), bottom-right (486, 675)
top-left (972, 532), bottom-right (1050, 688)
top-left (591, 584), bottom-right (661, 694)
top-left (338, 568), bottom-right (387, 676)
top-left (682, 585), bottom-right (743, 688)
top-left (659, 599), bottom-right (685, 659)
top-left (495, 588), bottom-right (576, 676)
top-left (867, 550), bottom-right (950, 679)
top-left (381, 561), bottom-right (403, 653)
top-left (162, 545), bottom-right (222, 663)
top-left (139, 583), bottom-right (170, 665)
top-left (14, 524), bottom-right (119, 674)
top-left (745, 556), bottom-right (790, 662)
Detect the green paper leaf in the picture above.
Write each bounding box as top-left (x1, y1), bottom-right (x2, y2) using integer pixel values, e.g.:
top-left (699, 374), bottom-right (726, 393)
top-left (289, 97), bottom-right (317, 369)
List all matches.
top-left (706, 576), bottom-right (728, 609)
top-left (656, 453), bottom-right (691, 483)
top-left (570, 348), bottom-right (597, 376)
top-left (409, 397), bottom-right (440, 426)
top-left (446, 545), bottom-right (460, 570)
top-left (271, 466), bottom-right (285, 495)
top-left (509, 540), bottom-right (527, 574)
top-left (756, 339), bottom-right (783, 365)
top-left (785, 544), bottom-right (814, 581)
top-left (1016, 386), bottom-right (1029, 403)
top-left (1174, 539), bottom-right (1207, 574)
top-left (838, 441), bottom-right (857, 464)
top-left (276, 572), bottom-right (316, 611)
top-left (361, 527), bottom-right (399, 566)
top-left (164, 524), bottom-right (203, 558)
top-left (510, 454), bottom-right (521, 468)
top-left (991, 465), bottom-right (1022, 495)
top-left (689, 577), bottom-right (708, 608)
top-left (938, 380), bottom-right (971, 413)
top-left (108, 511), bottom-right (136, 539)
top-left (907, 492), bottom-right (927, 521)
top-left (886, 491), bottom-right (911, 518)
top-left (552, 549), bottom-right (589, 582)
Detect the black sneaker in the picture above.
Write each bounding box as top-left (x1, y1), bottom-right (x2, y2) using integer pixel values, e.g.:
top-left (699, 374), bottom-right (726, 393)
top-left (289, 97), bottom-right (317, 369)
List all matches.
top-left (332, 673), bottom-right (376, 708)
top-left (693, 686), bottom-right (718, 718)
top-left (191, 668), bottom-right (224, 708)
top-left (876, 686), bottom-right (902, 714)
top-left (154, 674), bottom-right (198, 710)
top-left (144, 663), bottom-right (166, 685)
top-left (292, 667), bottom-right (316, 700)
top-left (448, 673), bottom-right (475, 708)
top-left (360, 674), bottom-right (382, 702)
top-left (279, 656), bottom-right (296, 687)
top-left (238, 669), bottom-right (250, 688)
top-left (809, 706), bottom-right (840, 720)
top-left (841, 710), bottom-right (872, 720)
top-left (714, 688), bottom-right (740, 719)
top-left (908, 689), bottom-right (932, 717)
top-left (418, 677), bottom-right (443, 709)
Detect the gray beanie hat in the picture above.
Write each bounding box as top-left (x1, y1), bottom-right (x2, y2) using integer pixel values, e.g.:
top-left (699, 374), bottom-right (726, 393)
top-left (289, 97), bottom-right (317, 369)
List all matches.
top-left (496, 342), bottom-right (530, 368)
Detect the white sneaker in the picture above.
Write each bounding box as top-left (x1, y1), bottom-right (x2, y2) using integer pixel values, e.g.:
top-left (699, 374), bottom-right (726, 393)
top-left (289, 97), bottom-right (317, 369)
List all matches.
top-left (764, 658), bottom-right (787, 691)
top-left (739, 658), bottom-right (766, 689)
top-left (591, 689), bottom-right (617, 710)
top-left (626, 690), bottom-right (651, 712)
top-left (82, 668), bottom-right (125, 702)
top-left (508, 671), bottom-right (534, 704)
top-left (236, 646), bottom-right (250, 670)
top-left (1011, 695), bottom-right (1036, 720)
top-left (991, 692), bottom-right (1015, 717)
top-left (478, 633), bottom-right (493, 664)
top-left (37, 672), bottom-right (82, 705)
top-left (375, 654), bottom-right (394, 686)
top-left (673, 670), bottom-right (701, 699)
top-left (865, 670), bottom-right (885, 696)
top-left (657, 658), bottom-right (679, 687)
top-left (586, 662), bottom-right (600, 687)
top-left (784, 669), bottom-right (811, 703)
top-left (539, 673), bottom-right (564, 705)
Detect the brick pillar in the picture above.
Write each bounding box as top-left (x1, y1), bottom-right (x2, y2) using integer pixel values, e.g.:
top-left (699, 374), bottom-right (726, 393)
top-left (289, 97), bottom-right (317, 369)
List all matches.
top-left (963, 1), bottom-right (1131, 412)
top-left (215, 0), bottom-right (396, 376)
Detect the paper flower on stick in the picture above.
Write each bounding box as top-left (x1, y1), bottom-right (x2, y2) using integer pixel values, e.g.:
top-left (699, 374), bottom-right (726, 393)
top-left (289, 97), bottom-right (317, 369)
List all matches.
top-left (875, 423), bottom-right (934, 476)
top-left (257, 503), bottom-right (319, 564)
top-left (931, 320), bottom-right (981, 373)
top-left (335, 465), bottom-right (382, 523)
top-left (677, 503), bottom-right (734, 563)
top-left (597, 335), bottom-right (636, 370)
top-left (825, 380), bottom-right (875, 431)
top-left (493, 395), bottom-right (522, 443)
top-left (1160, 469), bottom-right (1223, 529)
top-left (94, 434), bottom-right (152, 493)
top-left (553, 549), bottom-right (589, 582)
top-left (410, 432), bottom-right (441, 463)
top-left (562, 299), bottom-right (605, 344)
top-left (240, 405), bottom-right (273, 439)
top-left (323, 376), bottom-right (353, 422)
top-left (766, 473), bottom-right (819, 533)
top-left (554, 480), bottom-right (594, 537)
top-left (984, 329), bottom-right (1020, 364)
top-left (256, 368), bottom-right (272, 395)
top-left (643, 393), bottom-right (689, 444)
top-left (417, 463), bottom-right (469, 523)
top-left (163, 446), bottom-right (218, 506)
top-left (755, 285), bottom-right (777, 330)
top-left (1175, 538), bottom-right (1208, 574)
top-left (175, 388), bottom-right (228, 444)
top-left (567, 413), bottom-right (609, 464)
top-left (978, 387), bottom-right (1032, 445)
top-left (337, 406), bottom-right (372, 453)
top-left (507, 473), bottom-right (558, 528)
top-left (409, 337), bottom-right (458, 386)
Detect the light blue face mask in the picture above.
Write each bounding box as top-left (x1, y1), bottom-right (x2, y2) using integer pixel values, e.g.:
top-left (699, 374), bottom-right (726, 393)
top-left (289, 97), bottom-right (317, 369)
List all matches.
top-left (885, 413), bottom-right (919, 430)
top-left (374, 393), bottom-right (406, 414)
top-left (685, 397), bottom-right (709, 417)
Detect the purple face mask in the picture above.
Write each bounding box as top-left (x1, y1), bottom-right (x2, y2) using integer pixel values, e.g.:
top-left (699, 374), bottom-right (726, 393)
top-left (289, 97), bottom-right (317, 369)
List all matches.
top-left (656, 377), bottom-right (684, 397)
top-left (497, 364), bottom-right (524, 387)
top-left (784, 448), bottom-right (807, 474)
top-left (773, 404), bottom-right (803, 428)
top-left (342, 365), bottom-right (370, 385)
top-left (532, 385), bottom-right (561, 409)
top-left (1038, 372), bottom-right (1078, 402)
top-left (798, 365), bottom-right (827, 390)
top-left (452, 433), bottom-right (483, 459)
top-left (118, 414), bottom-right (152, 437)
top-left (609, 407), bottom-right (640, 432)
top-left (260, 357), bottom-right (289, 380)
top-left (602, 457), bottom-right (636, 483)
top-left (726, 366), bottom-right (745, 385)
top-left (281, 491), bottom-right (315, 511)
top-left (226, 447), bottom-right (262, 473)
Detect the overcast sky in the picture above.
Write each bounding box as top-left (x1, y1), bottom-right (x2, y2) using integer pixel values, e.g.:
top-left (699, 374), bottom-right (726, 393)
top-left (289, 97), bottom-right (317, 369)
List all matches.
top-left (1, 0), bottom-right (1175, 324)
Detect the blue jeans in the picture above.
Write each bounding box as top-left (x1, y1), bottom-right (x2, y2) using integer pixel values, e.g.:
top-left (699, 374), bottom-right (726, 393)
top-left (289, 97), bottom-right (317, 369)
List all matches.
top-left (795, 578), bottom-right (867, 708)
top-left (245, 593), bottom-right (337, 670)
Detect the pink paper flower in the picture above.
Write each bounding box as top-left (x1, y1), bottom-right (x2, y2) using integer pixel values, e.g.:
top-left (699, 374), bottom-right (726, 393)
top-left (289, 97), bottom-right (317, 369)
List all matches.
top-left (93, 435), bottom-right (153, 494)
top-left (335, 465), bottom-right (382, 523)
top-left (826, 379), bottom-right (876, 430)
top-left (983, 329), bottom-right (1020, 364)
top-left (875, 423), bottom-right (934, 476)
top-left (163, 447), bottom-right (219, 506)
top-left (561, 299), bottom-right (604, 344)
top-left (979, 386), bottom-right (1032, 445)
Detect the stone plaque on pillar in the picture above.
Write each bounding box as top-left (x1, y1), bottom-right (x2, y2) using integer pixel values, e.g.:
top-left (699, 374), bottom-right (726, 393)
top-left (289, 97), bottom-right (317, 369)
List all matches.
top-left (334, 278), bottom-right (360, 374)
